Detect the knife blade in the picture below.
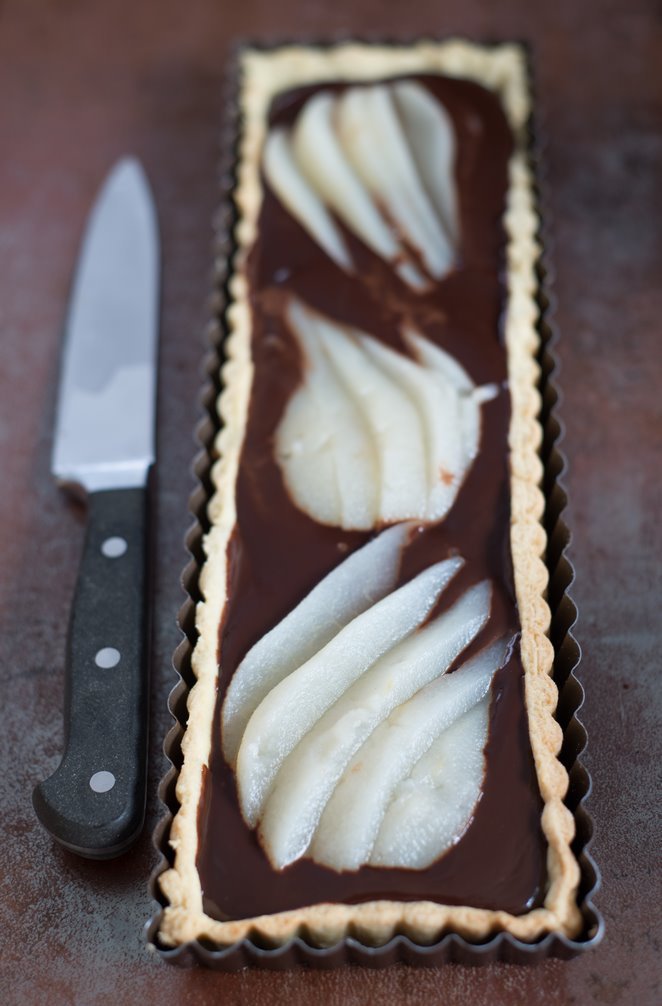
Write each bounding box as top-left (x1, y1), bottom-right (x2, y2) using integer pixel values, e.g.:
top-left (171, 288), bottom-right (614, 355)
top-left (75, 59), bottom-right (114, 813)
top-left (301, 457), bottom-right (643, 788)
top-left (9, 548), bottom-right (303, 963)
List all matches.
top-left (32, 158), bottom-right (159, 859)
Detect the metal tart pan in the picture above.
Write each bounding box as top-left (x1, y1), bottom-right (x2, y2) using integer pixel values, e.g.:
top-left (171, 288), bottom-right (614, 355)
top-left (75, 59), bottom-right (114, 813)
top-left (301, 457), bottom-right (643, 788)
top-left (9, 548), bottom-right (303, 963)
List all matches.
top-left (147, 39), bottom-right (603, 968)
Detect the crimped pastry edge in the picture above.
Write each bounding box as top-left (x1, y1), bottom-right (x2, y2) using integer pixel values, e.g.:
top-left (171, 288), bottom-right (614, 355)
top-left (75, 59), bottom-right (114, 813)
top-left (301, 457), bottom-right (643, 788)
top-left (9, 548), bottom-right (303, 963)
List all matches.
top-left (158, 39), bottom-right (582, 949)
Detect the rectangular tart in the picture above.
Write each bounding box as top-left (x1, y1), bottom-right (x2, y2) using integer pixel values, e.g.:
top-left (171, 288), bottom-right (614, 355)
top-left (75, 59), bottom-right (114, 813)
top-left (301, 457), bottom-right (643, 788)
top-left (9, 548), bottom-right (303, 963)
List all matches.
top-left (158, 40), bottom-right (582, 949)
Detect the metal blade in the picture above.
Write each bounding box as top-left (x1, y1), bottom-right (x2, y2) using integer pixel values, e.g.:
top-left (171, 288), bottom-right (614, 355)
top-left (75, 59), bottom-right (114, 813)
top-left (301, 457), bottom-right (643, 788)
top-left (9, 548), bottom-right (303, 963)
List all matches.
top-left (52, 158), bottom-right (159, 493)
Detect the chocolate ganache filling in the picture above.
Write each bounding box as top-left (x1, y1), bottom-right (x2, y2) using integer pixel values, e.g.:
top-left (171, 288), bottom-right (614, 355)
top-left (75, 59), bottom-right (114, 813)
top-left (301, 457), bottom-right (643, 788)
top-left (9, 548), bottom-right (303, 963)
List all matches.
top-left (196, 74), bottom-right (547, 919)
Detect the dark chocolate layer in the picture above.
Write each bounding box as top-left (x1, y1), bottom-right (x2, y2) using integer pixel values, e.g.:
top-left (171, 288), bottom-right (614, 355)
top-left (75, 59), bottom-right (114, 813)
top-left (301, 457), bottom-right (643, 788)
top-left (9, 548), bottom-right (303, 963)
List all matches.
top-left (197, 74), bottom-right (547, 920)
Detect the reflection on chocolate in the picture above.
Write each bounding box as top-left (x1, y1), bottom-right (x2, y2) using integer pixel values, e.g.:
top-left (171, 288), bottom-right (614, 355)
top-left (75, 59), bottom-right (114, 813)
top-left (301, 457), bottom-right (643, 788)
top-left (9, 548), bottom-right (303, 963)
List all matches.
top-left (196, 74), bottom-right (547, 919)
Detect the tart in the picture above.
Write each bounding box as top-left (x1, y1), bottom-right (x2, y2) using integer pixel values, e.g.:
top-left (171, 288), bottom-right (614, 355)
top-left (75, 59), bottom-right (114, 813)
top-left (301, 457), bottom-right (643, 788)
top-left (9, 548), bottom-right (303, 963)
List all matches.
top-left (158, 40), bottom-right (582, 949)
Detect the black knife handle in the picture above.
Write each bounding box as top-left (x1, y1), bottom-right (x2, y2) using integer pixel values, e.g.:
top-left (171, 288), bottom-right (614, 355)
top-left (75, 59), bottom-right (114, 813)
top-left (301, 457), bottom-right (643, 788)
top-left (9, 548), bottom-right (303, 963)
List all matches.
top-left (33, 487), bottom-right (151, 859)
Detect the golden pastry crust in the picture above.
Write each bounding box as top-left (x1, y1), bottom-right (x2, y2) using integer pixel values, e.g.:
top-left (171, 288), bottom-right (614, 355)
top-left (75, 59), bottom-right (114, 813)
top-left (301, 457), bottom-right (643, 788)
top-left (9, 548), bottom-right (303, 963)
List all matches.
top-left (158, 40), bottom-right (582, 949)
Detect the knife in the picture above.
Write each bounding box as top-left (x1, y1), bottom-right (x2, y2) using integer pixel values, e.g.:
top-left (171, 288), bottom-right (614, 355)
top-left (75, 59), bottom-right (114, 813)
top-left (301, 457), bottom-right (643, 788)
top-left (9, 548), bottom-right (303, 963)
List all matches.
top-left (32, 158), bottom-right (159, 859)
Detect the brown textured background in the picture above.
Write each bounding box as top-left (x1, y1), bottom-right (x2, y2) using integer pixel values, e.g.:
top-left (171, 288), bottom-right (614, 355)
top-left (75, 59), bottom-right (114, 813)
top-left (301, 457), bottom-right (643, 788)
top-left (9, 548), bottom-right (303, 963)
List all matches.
top-left (0, 1), bottom-right (660, 1003)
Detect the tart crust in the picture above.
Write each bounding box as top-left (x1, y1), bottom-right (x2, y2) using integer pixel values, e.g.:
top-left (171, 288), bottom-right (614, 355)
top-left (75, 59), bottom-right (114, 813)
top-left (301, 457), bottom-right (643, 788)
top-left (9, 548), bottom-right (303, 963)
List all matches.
top-left (158, 40), bottom-right (582, 948)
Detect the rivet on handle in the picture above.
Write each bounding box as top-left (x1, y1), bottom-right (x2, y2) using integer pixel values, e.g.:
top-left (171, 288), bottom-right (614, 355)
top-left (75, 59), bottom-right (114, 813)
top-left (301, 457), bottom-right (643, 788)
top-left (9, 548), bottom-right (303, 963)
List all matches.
top-left (89, 771), bottom-right (116, 793)
top-left (95, 647), bottom-right (120, 668)
top-left (101, 536), bottom-right (128, 558)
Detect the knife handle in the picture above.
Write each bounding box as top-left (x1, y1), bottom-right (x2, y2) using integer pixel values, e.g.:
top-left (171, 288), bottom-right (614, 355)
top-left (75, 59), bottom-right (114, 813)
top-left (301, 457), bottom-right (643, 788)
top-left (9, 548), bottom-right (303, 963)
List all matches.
top-left (33, 486), bottom-right (151, 859)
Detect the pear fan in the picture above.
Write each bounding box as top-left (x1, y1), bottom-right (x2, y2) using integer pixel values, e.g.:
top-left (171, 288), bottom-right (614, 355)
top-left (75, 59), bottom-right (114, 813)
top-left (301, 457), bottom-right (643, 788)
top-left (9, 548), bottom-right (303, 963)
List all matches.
top-left (262, 81), bottom-right (459, 289)
top-left (275, 299), bottom-right (498, 530)
top-left (258, 578), bottom-right (491, 870)
top-left (235, 556), bottom-right (461, 827)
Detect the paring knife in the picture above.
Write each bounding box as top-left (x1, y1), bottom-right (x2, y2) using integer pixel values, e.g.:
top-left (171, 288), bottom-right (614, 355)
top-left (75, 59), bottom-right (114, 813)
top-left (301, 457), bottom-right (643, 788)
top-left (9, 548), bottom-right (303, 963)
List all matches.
top-left (32, 158), bottom-right (159, 859)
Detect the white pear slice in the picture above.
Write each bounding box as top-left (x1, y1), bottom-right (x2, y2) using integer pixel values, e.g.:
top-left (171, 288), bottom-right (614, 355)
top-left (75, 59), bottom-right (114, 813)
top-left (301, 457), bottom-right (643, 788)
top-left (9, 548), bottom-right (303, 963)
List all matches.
top-left (370, 698), bottom-right (489, 869)
top-left (262, 128), bottom-right (354, 272)
top-left (312, 315), bottom-right (428, 522)
top-left (273, 365), bottom-right (341, 529)
top-left (392, 81), bottom-right (459, 244)
top-left (259, 576), bottom-right (491, 869)
top-left (236, 560), bottom-right (457, 827)
top-left (336, 86), bottom-right (454, 280)
top-left (222, 522), bottom-right (411, 766)
top-left (291, 93), bottom-right (405, 267)
top-left (404, 327), bottom-right (499, 470)
top-left (279, 299), bottom-right (379, 530)
top-left (359, 334), bottom-right (465, 521)
top-left (310, 638), bottom-right (506, 871)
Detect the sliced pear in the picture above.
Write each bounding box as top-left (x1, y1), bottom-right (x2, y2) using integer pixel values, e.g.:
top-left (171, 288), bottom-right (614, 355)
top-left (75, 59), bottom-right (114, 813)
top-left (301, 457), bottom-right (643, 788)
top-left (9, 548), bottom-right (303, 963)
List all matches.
top-left (291, 92), bottom-right (404, 266)
top-left (235, 560), bottom-right (458, 827)
top-left (392, 81), bottom-right (459, 245)
top-left (275, 304), bottom-right (499, 529)
top-left (262, 128), bottom-right (353, 271)
top-left (273, 369), bottom-right (341, 528)
top-left (404, 327), bottom-right (499, 481)
top-left (259, 575), bottom-right (492, 869)
top-left (336, 85), bottom-right (454, 280)
top-left (359, 333), bottom-right (465, 521)
top-left (370, 697), bottom-right (489, 869)
top-left (312, 314), bottom-right (429, 522)
top-left (263, 84), bottom-right (460, 289)
top-left (310, 638), bottom-right (506, 871)
top-left (280, 299), bottom-right (379, 530)
top-left (222, 522), bottom-right (411, 766)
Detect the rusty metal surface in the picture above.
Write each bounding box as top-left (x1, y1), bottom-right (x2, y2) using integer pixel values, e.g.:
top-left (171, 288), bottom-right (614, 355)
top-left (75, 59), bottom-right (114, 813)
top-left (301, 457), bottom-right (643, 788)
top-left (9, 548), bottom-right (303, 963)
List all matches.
top-left (0, 1), bottom-right (659, 1003)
